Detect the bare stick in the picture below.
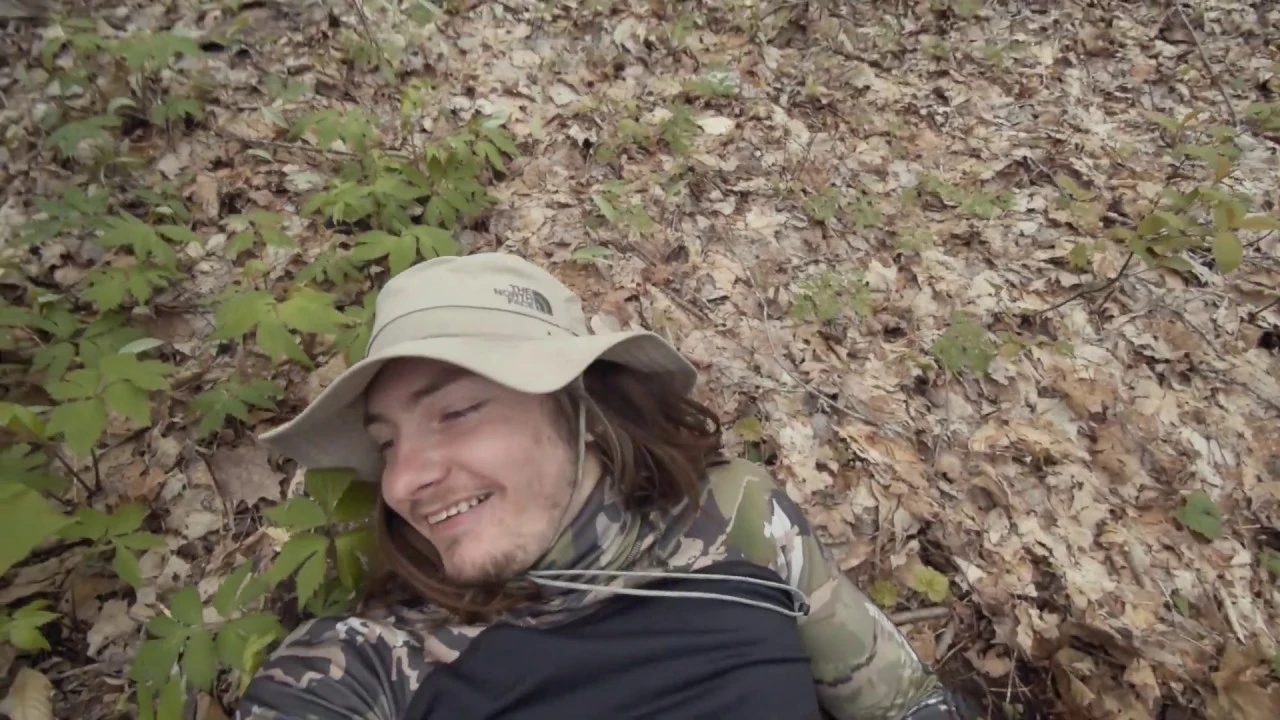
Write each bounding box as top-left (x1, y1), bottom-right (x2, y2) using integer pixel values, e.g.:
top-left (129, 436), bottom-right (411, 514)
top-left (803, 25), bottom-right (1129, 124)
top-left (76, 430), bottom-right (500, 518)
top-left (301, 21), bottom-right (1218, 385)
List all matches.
top-left (889, 606), bottom-right (951, 625)
top-left (1175, 3), bottom-right (1239, 126)
top-left (54, 451), bottom-right (95, 497)
top-left (1034, 251), bottom-right (1135, 317)
top-left (1248, 295), bottom-right (1280, 321)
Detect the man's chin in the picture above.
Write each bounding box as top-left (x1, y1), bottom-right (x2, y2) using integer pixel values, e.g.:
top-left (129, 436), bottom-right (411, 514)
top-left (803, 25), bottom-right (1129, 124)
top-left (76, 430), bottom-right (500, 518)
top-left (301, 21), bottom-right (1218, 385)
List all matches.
top-left (443, 554), bottom-right (523, 588)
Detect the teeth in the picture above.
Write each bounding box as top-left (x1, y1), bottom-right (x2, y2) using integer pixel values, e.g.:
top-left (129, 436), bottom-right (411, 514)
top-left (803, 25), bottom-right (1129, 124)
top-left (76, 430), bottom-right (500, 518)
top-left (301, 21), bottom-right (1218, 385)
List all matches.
top-left (427, 493), bottom-right (492, 525)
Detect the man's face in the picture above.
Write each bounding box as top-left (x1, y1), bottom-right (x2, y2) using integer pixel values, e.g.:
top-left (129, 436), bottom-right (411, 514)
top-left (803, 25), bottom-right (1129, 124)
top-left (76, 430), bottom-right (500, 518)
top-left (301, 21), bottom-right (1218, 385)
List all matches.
top-left (365, 358), bottom-right (583, 586)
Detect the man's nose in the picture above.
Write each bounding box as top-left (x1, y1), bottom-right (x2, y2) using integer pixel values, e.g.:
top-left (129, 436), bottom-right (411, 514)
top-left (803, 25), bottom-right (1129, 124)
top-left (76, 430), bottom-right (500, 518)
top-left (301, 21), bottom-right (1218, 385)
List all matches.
top-left (383, 442), bottom-right (448, 499)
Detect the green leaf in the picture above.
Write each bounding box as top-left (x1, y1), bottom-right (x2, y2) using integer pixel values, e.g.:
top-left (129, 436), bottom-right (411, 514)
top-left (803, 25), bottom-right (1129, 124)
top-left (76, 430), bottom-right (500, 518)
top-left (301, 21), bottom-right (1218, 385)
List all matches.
top-left (184, 628), bottom-right (217, 692)
top-left (45, 397), bottom-right (107, 457)
top-left (571, 245), bottom-right (612, 263)
top-left (266, 496), bottom-right (328, 532)
top-left (332, 480), bottom-right (378, 523)
top-left (59, 506), bottom-right (110, 542)
top-left (334, 526), bottom-right (374, 591)
top-left (277, 289), bottom-right (351, 335)
top-left (130, 634), bottom-right (185, 685)
top-left (908, 566), bottom-right (951, 603)
top-left (147, 615), bottom-right (187, 639)
top-left (157, 675), bottom-right (185, 719)
top-left (103, 380), bottom-right (153, 426)
top-left (9, 619), bottom-right (53, 651)
top-left (1213, 231), bottom-right (1243, 273)
top-left (1235, 214), bottom-right (1280, 232)
top-left (214, 563), bottom-right (255, 617)
top-left (407, 225), bottom-right (460, 260)
top-left (256, 317), bottom-right (309, 365)
top-left (107, 504), bottom-right (149, 535)
top-left (156, 225), bottom-right (200, 245)
top-left (111, 544), bottom-right (143, 589)
top-left (170, 586), bottom-right (204, 627)
top-left (214, 291), bottom-right (276, 340)
top-left (0, 485), bottom-right (75, 576)
top-left (295, 548), bottom-right (328, 611)
top-left (1175, 490), bottom-right (1224, 541)
top-left (867, 579), bottom-right (899, 609)
top-left (306, 468), bottom-right (355, 516)
top-left (98, 353), bottom-right (174, 391)
top-left (264, 532), bottom-right (328, 586)
top-left (1068, 242), bottom-right (1092, 271)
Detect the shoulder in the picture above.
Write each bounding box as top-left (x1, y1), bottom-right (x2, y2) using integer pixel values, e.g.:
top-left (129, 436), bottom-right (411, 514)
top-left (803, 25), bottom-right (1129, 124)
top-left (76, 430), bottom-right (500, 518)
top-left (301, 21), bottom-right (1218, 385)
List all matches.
top-left (655, 457), bottom-right (819, 582)
top-left (236, 612), bottom-right (441, 720)
top-left (703, 457), bottom-right (813, 544)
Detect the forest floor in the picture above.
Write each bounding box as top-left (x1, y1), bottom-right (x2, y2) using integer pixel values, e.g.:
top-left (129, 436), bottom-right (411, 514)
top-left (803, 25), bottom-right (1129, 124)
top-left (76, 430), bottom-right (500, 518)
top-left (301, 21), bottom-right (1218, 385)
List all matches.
top-left (2, 1), bottom-right (1280, 719)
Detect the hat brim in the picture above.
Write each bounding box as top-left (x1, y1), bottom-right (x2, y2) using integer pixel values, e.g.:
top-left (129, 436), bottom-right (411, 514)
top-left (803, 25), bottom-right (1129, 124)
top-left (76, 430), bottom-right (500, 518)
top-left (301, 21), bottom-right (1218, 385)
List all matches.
top-left (257, 331), bottom-right (696, 482)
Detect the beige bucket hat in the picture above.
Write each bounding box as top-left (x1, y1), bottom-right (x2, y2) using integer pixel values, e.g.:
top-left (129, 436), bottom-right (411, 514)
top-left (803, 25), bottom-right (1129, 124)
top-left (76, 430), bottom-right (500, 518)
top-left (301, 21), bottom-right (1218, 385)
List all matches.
top-left (257, 252), bottom-right (698, 482)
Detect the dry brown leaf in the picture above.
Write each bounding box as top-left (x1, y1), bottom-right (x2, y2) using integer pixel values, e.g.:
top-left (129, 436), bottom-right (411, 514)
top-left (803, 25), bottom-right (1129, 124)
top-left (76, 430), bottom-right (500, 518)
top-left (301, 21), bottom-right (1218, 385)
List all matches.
top-left (86, 599), bottom-right (137, 658)
top-left (1206, 643), bottom-right (1280, 720)
top-left (0, 667), bottom-right (54, 720)
top-left (207, 446), bottom-right (282, 509)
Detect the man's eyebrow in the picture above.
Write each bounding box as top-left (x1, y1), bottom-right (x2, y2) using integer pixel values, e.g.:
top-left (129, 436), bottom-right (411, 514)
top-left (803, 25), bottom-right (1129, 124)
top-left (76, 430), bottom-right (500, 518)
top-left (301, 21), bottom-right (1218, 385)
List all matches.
top-left (363, 374), bottom-right (464, 428)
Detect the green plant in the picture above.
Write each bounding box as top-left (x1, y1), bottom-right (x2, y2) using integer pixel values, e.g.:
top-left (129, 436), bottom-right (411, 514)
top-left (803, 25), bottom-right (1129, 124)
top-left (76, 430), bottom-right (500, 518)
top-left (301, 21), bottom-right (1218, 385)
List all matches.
top-left (1176, 490), bottom-right (1224, 541)
top-left (57, 504), bottom-right (166, 589)
top-left (189, 375), bottom-right (282, 439)
top-left (213, 287), bottom-right (354, 366)
top-left (909, 566), bottom-right (951, 603)
top-left (263, 469), bottom-right (378, 614)
top-left (46, 350), bottom-right (176, 457)
top-left (224, 211), bottom-right (293, 259)
top-left (590, 181), bottom-right (658, 234)
top-left (659, 104), bottom-right (699, 156)
top-left (930, 312), bottom-right (996, 377)
top-left (685, 71), bottom-right (738, 99)
top-left (790, 271), bottom-right (873, 324)
top-left (0, 601), bottom-right (61, 652)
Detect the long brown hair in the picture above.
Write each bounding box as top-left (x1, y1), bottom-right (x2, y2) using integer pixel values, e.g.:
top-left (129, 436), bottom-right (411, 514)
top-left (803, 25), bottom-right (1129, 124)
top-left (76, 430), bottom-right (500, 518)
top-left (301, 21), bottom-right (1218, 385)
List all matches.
top-left (360, 360), bottom-right (724, 622)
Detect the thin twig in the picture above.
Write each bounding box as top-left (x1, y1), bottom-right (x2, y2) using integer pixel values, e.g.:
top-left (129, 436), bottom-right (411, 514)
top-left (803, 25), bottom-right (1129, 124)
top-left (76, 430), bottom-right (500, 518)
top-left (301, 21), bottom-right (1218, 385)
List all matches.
top-left (1174, 3), bottom-right (1239, 126)
top-left (90, 447), bottom-right (102, 490)
top-left (1248, 295), bottom-right (1280, 321)
top-left (1034, 251), bottom-right (1136, 317)
top-left (1244, 229), bottom-right (1276, 251)
top-left (54, 451), bottom-right (95, 497)
top-left (212, 126), bottom-right (358, 158)
top-left (889, 606), bottom-right (952, 625)
top-left (348, 0), bottom-right (386, 68)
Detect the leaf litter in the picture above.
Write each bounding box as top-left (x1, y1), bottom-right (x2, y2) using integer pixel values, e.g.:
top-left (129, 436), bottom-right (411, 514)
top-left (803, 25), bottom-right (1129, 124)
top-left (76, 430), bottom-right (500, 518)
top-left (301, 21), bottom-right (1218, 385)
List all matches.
top-left (1, 0), bottom-right (1279, 718)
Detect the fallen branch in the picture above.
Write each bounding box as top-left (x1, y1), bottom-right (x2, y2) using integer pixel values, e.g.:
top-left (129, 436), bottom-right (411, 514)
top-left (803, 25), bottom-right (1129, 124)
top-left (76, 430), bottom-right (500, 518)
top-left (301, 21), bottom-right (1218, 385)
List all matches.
top-left (1175, 3), bottom-right (1239, 127)
top-left (889, 606), bottom-right (951, 626)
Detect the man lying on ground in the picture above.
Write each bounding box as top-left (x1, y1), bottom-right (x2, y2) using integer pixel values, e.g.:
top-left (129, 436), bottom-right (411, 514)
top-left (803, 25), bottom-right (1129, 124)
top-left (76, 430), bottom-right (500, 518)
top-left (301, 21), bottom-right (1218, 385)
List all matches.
top-left (237, 252), bottom-right (975, 720)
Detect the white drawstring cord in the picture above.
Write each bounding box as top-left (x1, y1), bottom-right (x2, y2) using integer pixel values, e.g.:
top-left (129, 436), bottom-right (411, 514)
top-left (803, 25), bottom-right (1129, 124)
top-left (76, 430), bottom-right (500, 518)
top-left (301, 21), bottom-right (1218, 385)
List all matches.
top-left (527, 568), bottom-right (811, 619)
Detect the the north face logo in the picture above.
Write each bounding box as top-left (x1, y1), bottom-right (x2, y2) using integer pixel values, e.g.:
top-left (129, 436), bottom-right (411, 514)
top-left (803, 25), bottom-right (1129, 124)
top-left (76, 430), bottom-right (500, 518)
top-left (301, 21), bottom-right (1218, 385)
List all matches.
top-left (494, 285), bottom-right (553, 315)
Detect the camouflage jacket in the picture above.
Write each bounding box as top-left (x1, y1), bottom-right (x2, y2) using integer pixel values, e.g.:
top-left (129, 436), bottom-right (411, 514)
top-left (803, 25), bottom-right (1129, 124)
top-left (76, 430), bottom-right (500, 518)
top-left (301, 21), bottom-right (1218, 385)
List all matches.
top-left (235, 458), bottom-right (944, 720)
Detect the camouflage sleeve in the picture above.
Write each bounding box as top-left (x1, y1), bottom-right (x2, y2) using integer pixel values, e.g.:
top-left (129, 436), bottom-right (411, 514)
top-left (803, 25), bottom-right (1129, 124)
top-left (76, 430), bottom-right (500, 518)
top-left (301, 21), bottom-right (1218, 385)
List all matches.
top-left (234, 615), bottom-right (430, 720)
top-left (716, 460), bottom-right (943, 720)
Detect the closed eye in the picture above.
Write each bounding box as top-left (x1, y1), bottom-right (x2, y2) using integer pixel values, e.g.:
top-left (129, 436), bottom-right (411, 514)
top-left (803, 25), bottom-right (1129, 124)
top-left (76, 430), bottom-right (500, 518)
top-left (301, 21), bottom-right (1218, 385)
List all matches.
top-left (442, 401), bottom-right (485, 422)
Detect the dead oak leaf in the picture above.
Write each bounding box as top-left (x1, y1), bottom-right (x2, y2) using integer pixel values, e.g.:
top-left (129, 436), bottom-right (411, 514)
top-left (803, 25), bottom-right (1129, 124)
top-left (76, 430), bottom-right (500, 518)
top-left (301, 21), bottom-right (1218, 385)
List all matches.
top-left (207, 445), bottom-right (282, 509)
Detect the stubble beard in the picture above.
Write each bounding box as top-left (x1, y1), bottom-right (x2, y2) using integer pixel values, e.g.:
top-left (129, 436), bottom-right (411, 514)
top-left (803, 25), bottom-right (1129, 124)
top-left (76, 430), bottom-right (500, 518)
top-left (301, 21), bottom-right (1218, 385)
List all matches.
top-left (442, 485), bottom-right (574, 587)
